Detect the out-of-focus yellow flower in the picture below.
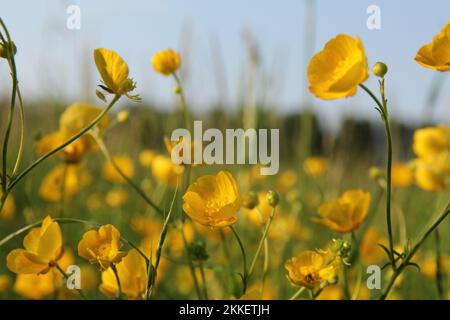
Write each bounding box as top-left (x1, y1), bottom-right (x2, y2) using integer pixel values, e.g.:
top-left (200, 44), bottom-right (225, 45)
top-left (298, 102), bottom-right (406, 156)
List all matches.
top-left (239, 281), bottom-right (275, 300)
top-left (87, 192), bottom-right (103, 211)
top-left (105, 188), bottom-right (129, 208)
top-left (168, 221), bottom-right (195, 257)
top-left (151, 155), bottom-right (184, 187)
top-left (304, 156), bottom-right (329, 177)
top-left (414, 154), bottom-right (449, 192)
top-left (77, 224), bottom-right (127, 270)
top-left (7, 216), bottom-right (63, 274)
top-left (94, 48), bottom-right (136, 95)
top-left (307, 34), bottom-right (368, 100)
top-left (415, 21), bottom-right (450, 72)
top-left (312, 189), bottom-right (371, 234)
top-left (100, 249), bottom-right (147, 299)
top-left (359, 228), bottom-right (387, 265)
top-left (13, 272), bottom-right (55, 299)
top-left (420, 254), bottom-right (450, 279)
top-left (413, 125), bottom-right (450, 159)
top-left (117, 110), bottom-right (129, 122)
top-left (103, 155), bottom-right (135, 184)
top-left (0, 193), bottom-right (15, 220)
top-left (151, 49), bottom-right (181, 75)
top-left (0, 275), bottom-right (10, 294)
top-left (276, 170), bottom-right (298, 192)
top-left (39, 164), bottom-right (92, 202)
top-left (285, 251), bottom-right (336, 289)
top-left (36, 131), bottom-right (88, 164)
top-left (60, 102), bottom-right (110, 137)
top-left (316, 285), bottom-right (343, 300)
top-left (183, 171), bottom-right (241, 228)
top-left (139, 149), bottom-right (157, 167)
top-left (131, 216), bottom-right (163, 238)
top-left (244, 192), bottom-right (272, 226)
top-left (391, 163), bottom-right (414, 188)
top-left (269, 213), bottom-right (311, 242)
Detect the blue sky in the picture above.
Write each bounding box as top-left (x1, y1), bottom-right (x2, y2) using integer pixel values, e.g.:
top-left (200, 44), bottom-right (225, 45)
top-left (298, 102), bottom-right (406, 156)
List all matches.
top-left (0, 0), bottom-right (449, 130)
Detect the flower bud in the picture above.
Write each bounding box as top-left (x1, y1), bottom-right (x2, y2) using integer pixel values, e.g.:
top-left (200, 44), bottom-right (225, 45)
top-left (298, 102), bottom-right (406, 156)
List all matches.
top-left (329, 238), bottom-right (351, 258)
top-left (173, 85), bottom-right (182, 95)
top-left (242, 191), bottom-right (259, 210)
top-left (0, 41), bottom-right (17, 59)
top-left (266, 190), bottom-right (279, 207)
top-left (188, 241), bottom-right (209, 262)
top-left (368, 166), bottom-right (383, 181)
top-left (372, 62), bottom-right (388, 78)
top-left (117, 110), bottom-right (129, 123)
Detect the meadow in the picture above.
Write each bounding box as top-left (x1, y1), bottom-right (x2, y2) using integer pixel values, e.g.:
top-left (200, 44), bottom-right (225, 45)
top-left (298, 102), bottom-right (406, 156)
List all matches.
top-left (0, 16), bottom-right (449, 301)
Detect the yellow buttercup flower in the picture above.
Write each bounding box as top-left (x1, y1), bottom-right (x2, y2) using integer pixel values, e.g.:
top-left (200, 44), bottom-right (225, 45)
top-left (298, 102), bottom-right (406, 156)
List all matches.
top-left (151, 49), bottom-right (181, 75)
top-left (100, 249), bottom-right (148, 299)
top-left (307, 34), bottom-right (368, 100)
top-left (312, 189), bottom-right (371, 234)
top-left (13, 272), bottom-right (55, 299)
top-left (276, 169), bottom-right (298, 192)
top-left (94, 48), bottom-right (136, 95)
top-left (391, 163), bottom-right (414, 188)
top-left (303, 156), bottom-right (329, 177)
top-left (151, 154), bottom-right (184, 187)
top-left (415, 20), bottom-right (450, 72)
top-left (102, 155), bottom-right (135, 184)
top-left (138, 149), bottom-right (157, 167)
top-left (413, 125), bottom-right (450, 159)
top-left (285, 250), bottom-right (336, 289)
top-left (359, 228), bottom-right (387, 265)
top-left (77, 224), bottom-right (127, 270)
top-left (183, 170), bottom-right (241, 228)
top-left (105, 188), bottom-right (129, 208)
top-left (0, 193), bottom-right (15, 221)
top-left (7, 216), bottom-right (63, 274)
top-left (0, 275), bottom-right (10, 294)
top-left (39, 164), bottom-right (92, 202)
top-left (60, 102), bottom-right (110, 137)
top-left (36, 131), bottom-right (88, 164)
top-left (414, 155), bottom-right (449, 192)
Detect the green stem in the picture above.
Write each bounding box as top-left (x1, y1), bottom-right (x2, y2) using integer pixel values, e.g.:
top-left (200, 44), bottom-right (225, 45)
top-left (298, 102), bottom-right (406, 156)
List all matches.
top-left (0, 18), bottom-right (17, 194)
top-left (248, 207), bottom-right (276, 277)
top-left (92, 134), bottom-right (164, 216)
top-left (434, 228), bottom-right (444, 299)
top-left (55, 263), bottom-right (87, 299)
top-left (199, 262), bottom-right (209, 300)
top-left (9, 94), bottom-right (121, 190)
top-left (289, 286), bottom-right (306, 300)
top-left (359, 83), bottom-right (395, 268)
top-left (11, 85), bottom-right (25, 178)
top-left (110, 264), bottom-right (122, 299)
top-left (379, 201), bottom-right (450, 300)
top-left (230, 225), bottom-right (248, 295)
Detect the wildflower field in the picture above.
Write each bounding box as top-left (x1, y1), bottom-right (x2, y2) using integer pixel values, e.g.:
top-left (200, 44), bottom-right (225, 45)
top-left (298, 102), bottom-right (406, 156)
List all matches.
top-left (1, 3), bottom-right (450, 301)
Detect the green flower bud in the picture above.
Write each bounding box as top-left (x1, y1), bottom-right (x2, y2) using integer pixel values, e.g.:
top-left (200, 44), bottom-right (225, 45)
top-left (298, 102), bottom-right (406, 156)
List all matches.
top-left (0, 41), bottom-right (17, 59)
top-left (242, 191), bottom-right (259, 209)
top-left (372, 62), bottom-right (388, 78)
top-left (173, 85), bottom-right (182, 95)
top-left (188, 240), bottom-right (209, 262)
top-left (266, 190), bottom-right (279, 207)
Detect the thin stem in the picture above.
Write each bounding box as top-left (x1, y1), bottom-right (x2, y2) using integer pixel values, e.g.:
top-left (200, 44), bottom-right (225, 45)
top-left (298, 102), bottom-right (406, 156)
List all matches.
top-left (11, 85), bottom-right (25, 177)
top-left (341, 261), bottom-right (351, 300)
top-left (359, 82), bottom-right (395, 268)
top-left (230, 225), bottom-right (248, 295)
top-left (55, 263), bottom-right (87, 299)
top-left (379, 201), bottom-right (450, 300)
top-left (248, 207), bottom-right (276, 277)
top-left (0, 20), bottom-right (17, 194)
top-left (199, 262), bottom-right (209, 300)
top-left (177, 221), bottom-right (203, 299)
top-left (172, 72), bottom-right (191, 132)
top-left (289, 286), bottom-right (306, 300)
top-left (92, 134), bottom-right (164, 216)
top-left (110, 264), bottom-right (122, 299)
top-left (434, 228), bottom-right (444, 299)
top-left (146, 187), bottom-right (177, 298)
top-left (9, 94), bottom-right (121, 190)
top-left (58, 163), bottom-right (68, 215)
